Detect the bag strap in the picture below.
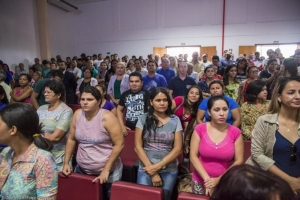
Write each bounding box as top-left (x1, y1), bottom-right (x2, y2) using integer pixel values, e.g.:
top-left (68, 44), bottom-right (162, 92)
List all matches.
top-left (174, 96), bottom-right (184, 113)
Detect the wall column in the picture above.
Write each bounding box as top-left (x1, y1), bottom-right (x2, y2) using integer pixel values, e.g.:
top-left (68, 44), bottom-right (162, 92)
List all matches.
top-left (36, 0), bottom-right (50, 60)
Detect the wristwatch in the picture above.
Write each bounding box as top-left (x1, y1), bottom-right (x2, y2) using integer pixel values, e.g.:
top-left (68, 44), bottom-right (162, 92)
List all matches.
top-left (161, 160), bottom-right (166, 169)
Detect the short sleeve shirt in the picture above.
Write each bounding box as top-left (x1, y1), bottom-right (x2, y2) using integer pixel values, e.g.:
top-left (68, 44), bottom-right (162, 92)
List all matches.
top-left (198, 94), bottom-right (239, 125)
top-left (119, 89), bottom-right (150, 130)
top-left (33, 78), bottom-right (50, 106)
top-left (156, 67), bottom-right (176, 83)
top-left (168, 76), bottom-right (196, 98)
top-left (37, 102), bottom-right (73, 159)
top-left (142, 74), bottom-right (167, 91)
top-left (136, 113), bottom-right (182, 172)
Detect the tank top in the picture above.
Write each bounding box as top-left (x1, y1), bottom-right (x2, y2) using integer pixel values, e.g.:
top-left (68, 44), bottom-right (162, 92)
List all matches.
top-left (75, 109), bottom-right (122, 175)
top-left (15, 87), bottom-right (31, 103)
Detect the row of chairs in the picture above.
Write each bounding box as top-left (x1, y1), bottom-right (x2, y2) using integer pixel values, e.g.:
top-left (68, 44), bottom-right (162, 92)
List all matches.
top-left (57, 172), bottom-right (209, 200)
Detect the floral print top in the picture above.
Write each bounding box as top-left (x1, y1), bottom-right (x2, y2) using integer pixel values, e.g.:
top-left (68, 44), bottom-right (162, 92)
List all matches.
top-left (241, 100), bottom-right (270, 140)
top-left (0, 143), bottom-right (57, 199)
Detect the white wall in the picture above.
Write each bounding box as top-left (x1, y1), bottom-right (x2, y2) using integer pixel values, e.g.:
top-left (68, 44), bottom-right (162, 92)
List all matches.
top-left (74, 0), bottom-right (300, 59)
top-left (0, 0), bottom-right (40, 71)
top-left (48, 4), bottom-right (77, 60)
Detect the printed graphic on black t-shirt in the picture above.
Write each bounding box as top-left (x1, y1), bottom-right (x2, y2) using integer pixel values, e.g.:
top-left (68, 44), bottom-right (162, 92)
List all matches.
top-left (119, 89), bottom-right (150, 130)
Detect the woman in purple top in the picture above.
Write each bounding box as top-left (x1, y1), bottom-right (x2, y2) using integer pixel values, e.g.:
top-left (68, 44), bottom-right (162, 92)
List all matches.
top-left (95, 84), bottom-right (116, 116)
top-left (62, 86), bottom-right (124, 199)
top-left (190, 95), bottom-right (244, 196)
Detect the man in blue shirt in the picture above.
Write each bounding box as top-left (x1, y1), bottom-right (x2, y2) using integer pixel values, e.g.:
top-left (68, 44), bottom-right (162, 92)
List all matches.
top-left (168, 61), bottom-right (196, 98)
top-left (220, 52), bottom-right (233, 67)
top-left (142, 60), bottom-right (167, 91)
top-left (156, 58), bottom-right (175, 83)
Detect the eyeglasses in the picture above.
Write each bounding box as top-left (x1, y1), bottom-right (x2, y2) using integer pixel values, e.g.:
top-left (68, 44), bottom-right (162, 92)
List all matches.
top-left (290, 144), bottom-right (297, 163)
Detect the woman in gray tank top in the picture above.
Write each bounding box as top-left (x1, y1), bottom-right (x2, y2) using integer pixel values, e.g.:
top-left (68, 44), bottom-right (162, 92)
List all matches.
top-left (135, 87), bottom-right (183, 200)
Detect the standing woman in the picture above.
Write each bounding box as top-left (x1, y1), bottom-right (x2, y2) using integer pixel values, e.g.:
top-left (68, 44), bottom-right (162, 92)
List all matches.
top-left (190, 95), bottom-right (243, 195)
top-left (236, 65), bottom-right (258, 105)
top-left (246, 77), bottom-right (300, 195)
top-left (96, 62), bottom-right (108, 84)
top-left (135, 87), bottom-right (182, 200)
top-left (10, 74), bottom-right (33, 103)
top-left (240, 80), bottom-right (270, 140)
top-left (62, 86), bottom-right (124, 200)
top-left (223, 64), bottom-right (239, 100)
top-left (0, 103), bottom-right (57, 199)
top-left (169, 56), bottom-right (178, 74)
top-left (107, 62), bottom-right (129, 106)
top-left (76, 68), bottom-right (98, 99)
top-left (95, 84), bottom-right (117, 116)
top-left (37, 80), bottom-right (73, 171)
top-left (197, 66), bottom-right (215, 99)
top-left (172, 85), bottom-right (203, 153)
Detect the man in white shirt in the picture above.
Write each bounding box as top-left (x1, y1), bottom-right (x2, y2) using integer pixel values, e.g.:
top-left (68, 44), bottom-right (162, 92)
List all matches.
top-left (202, 54), bottom-right (212, 68)
top-left (67, 59), bottom-right (82, 80)
top-left (187, 63), bottom-right (199, 84)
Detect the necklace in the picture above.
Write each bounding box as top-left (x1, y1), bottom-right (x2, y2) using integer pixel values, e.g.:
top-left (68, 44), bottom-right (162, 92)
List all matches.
top-left (280, 120), bottom-right (298, 133)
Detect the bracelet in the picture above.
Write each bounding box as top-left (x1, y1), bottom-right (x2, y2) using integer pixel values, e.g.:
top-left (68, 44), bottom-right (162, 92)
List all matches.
top-left (160, 159), bottom-right (166, 169)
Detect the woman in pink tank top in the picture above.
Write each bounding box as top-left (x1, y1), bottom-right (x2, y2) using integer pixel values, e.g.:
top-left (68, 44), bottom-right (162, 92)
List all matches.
top-left (10, 74), bottom-right (32, 103)
top-left (62, 86), bottom-right (124, 200)
top-left (190, 95), bottom-right (244, 196)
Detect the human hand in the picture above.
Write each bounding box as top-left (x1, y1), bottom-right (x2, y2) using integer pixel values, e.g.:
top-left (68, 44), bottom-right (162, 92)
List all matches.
top-left (114, 99), bottom-right (120, 105)
top-left (62, 164), bottom-right (72, 176)
top-left (288, 177), bottom-right (300, 194)
top-left (151, 173), bottom-right (162, 187)
top-left (143, 163), bottom-right (161, 176)
top-left (184, 140), bottom-right (190, 154)
top-left (92, 169), bottom-right (110, 184)
top-left (122, 126), bottom-right (131, 136)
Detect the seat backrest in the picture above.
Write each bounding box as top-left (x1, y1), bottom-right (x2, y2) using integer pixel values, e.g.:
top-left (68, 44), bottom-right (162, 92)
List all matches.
top-left (177, 192), bottom-right (209, 200)
top-left (110, 181), bottom-right (163, 200)
top-left (67, 104), bottom-right (81, 113)
top-left (120, 130), bottom-right (138, 166)
top-left (57, 172), bottom-right (101, 200)
top-left (244, 140), bottom-right (251, 163)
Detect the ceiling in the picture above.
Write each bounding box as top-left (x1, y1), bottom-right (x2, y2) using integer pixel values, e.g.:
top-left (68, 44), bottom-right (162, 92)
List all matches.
top-left (70, 0), bottom-right (107, 4)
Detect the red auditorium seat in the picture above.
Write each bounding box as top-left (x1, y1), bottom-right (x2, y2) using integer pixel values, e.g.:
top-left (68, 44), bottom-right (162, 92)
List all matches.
top-left (120, 130), bottom-right (139, 182)
top-left (110, 181), bottom-right (163, 200)
top-left (67, 104), bottom-right (81, 113)
top-left (57, 172), bottom-right (101, 200)
top-left (244, 140), bottom-right (251, 163)
top-left (177, 192), bottom-right (209, 200)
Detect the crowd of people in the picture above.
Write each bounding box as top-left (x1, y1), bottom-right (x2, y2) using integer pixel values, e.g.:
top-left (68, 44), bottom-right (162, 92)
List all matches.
top-left (0, 48), bottom-right (299, 199)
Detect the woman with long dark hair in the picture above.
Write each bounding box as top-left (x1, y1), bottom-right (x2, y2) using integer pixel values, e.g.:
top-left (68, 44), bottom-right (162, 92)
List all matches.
top-left (0, 103), bottom-right (57, 199)
top-left (236, 58), bottom-right (248, 83)
top-left (10, 74), bottom-right (32, 103)
top-left (223, 64), bottom-right (239, 100)
top-left (190, 95), bottom-right (243, 196)
top-left (135, 87), bottom-right (182, 200)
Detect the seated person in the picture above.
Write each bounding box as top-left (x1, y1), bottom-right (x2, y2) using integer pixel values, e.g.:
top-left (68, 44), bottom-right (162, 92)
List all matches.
top-left (241, 80), bottom-right (270, 140)
top-left (117, 72), bottom-right (150, 134)
top-left (142, 59), bottom-right (167, 91)
top-left (10, 74), bottom-right (32, 103)
top-left (196, 80), bottom-right (240, 127)
top-left (211, 164), bottom-right (294, 200)
top-left (37, 80), bottom-right (73, 171)
top-left (197, 65), bottom-right (215, 98)
top-left (62, 86), bottom-right (123, 200)
top-left (0, 104), bottom-right (57, 199)
top-left (76, 68), bottom-right (98, 99)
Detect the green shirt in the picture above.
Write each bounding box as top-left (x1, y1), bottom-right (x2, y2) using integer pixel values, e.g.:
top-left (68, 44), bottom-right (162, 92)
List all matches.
top-left (33, 78), bottom-right (50, 106)
top-left (42, 68), bottom-right (51, 78)
top-left (114, 79), bottom-right (122, 99)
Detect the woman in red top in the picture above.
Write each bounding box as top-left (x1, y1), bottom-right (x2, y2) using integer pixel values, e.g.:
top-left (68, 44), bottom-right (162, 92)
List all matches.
top-left (237, 66), bottom-right (258, 105)
top-left (172, 85), bottom-right (203, 153)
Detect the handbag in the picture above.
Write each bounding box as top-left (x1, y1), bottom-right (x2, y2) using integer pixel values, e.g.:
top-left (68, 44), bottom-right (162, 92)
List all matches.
top-left (177, 166), bottom-right (192, 193)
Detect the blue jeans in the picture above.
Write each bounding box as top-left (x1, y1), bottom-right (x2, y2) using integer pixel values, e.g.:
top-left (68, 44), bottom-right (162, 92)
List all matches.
top-left (137, 170), bottom-right (178, 200)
